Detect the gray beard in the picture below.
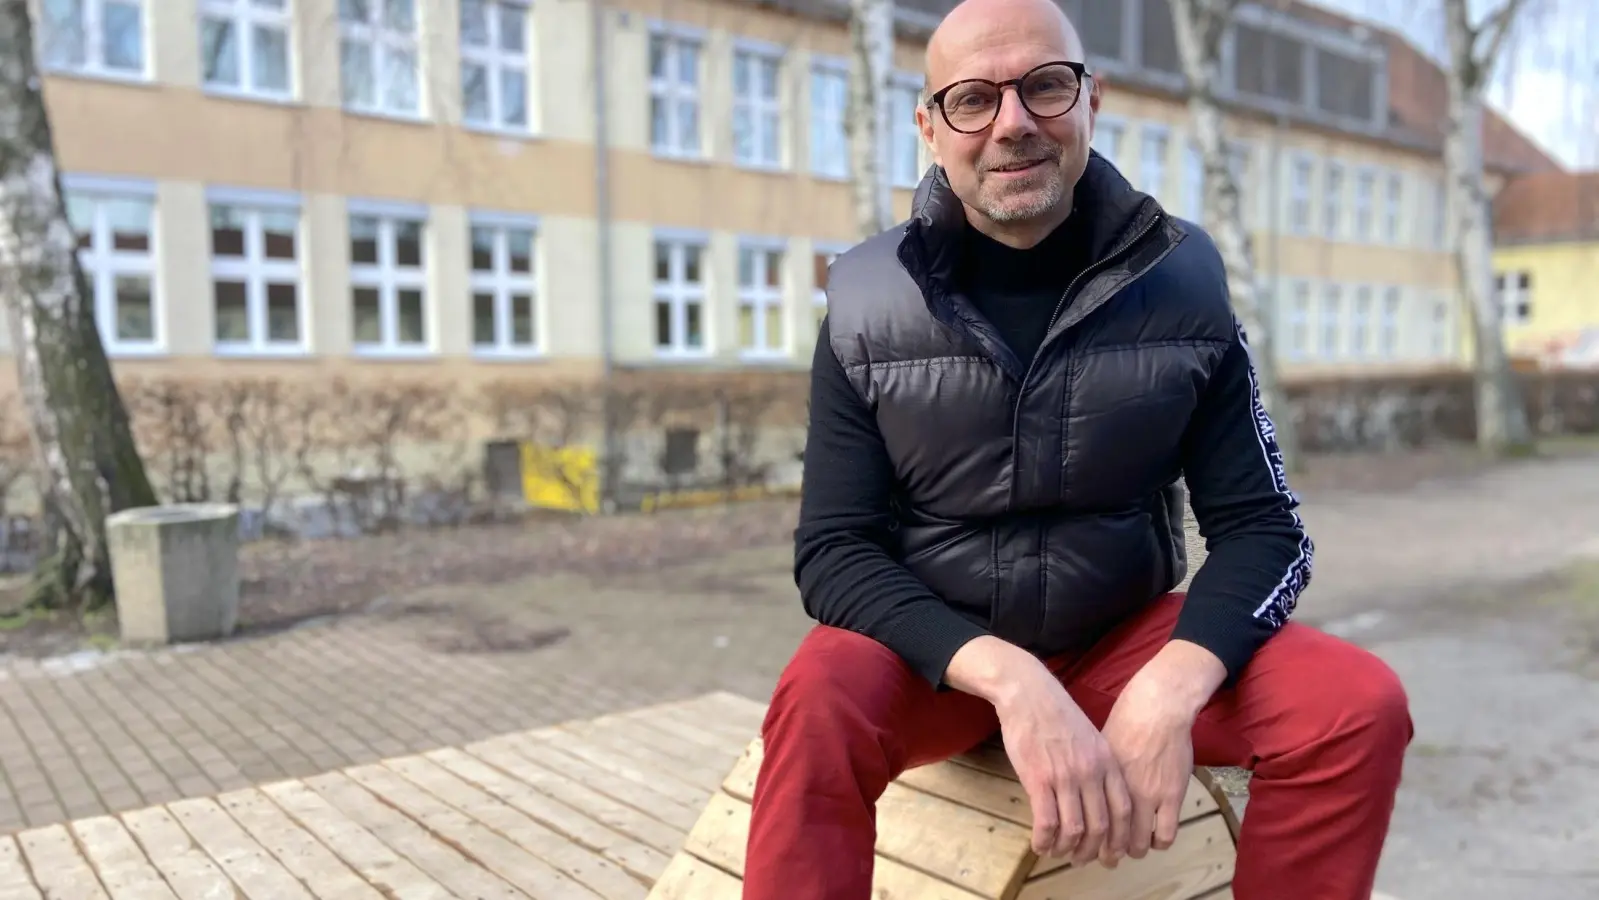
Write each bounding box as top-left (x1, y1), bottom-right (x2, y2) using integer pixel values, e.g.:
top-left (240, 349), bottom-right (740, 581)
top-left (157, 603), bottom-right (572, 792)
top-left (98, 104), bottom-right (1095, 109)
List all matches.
top-left (976, 172), bottom-right (1067, 223)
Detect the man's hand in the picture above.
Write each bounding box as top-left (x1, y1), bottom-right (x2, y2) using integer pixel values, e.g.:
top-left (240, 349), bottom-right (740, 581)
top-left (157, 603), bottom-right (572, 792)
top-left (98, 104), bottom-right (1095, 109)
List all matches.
top-left (945, 637), bottom-right (1132, 864)
top-left (1098, 639), bottom-right (1227, 864)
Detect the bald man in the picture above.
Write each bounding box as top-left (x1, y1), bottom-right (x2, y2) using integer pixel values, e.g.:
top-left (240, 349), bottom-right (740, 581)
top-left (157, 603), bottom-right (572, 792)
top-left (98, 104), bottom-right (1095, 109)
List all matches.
top-left (746, 0), bottom-right (1413, 898)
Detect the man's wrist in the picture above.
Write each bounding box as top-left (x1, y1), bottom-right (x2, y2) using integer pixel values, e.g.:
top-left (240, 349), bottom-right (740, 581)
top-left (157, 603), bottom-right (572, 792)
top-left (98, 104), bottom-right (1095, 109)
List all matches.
top-left (944, 635), bottom-right (1051, 709)
top-left (1125, 639), bottom-right (1228, 724)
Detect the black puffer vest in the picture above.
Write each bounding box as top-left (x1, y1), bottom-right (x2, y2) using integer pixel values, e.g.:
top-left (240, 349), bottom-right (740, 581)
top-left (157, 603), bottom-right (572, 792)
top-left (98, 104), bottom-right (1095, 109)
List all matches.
top-left (824, 152), bottom-right (1238, 656)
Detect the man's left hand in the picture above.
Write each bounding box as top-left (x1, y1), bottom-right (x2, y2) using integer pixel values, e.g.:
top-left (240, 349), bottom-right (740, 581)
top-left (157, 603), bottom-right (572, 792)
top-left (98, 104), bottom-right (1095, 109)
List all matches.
top-left (1095, 640), bottom-right (1227, 867)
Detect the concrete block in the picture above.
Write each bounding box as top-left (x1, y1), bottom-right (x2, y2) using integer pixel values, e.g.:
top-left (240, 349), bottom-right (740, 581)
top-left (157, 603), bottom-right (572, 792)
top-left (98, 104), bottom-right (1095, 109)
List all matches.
top-left (106, 503), bottom-right (241, 646)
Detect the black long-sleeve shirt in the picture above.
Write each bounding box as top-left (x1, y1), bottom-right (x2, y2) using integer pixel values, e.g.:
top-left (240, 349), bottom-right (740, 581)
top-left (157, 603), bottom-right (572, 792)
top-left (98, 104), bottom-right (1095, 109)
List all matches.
top-left (794, 219), bottom-right (1311, 688)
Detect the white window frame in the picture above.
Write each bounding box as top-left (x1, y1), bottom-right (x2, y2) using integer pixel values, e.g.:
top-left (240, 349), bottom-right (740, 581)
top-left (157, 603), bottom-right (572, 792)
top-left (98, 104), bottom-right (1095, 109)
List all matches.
top-left (459, 0), bottom-right (534, 133)
top-left (1382, 171), bottom-right (1402, 243)
top-left (1139, 126), bottom-right (1169, 199)
top-left (348, 200), bottom-right (430, 356)
top-left (652, 230), bottom-right (709, 358)
top-left (36, 0), bottom-right (148, 80)
top-left (1093, 116), bottom-right (1126, 168)
top-left (1494, 270), bottom-right (1533, 326)
top-left (61, 174), bottom-right (162, 356)
top-left (1286, 280), bottom-right (1311, 360)
top-left (1432, 177), bottom-right (1449, 249)
top-left (1349, 284), bottom-right (1373, 357)
top-left (207, 187), bottom-right (307, 356)
top-left (1288, 154), bottom-right (1314, 235)
top-left (648, 22), bottom-right (704, 159)
top-left (468, 212), bottom-right (541, 357)
top-left (1182, 142), bottom-right (1205, 222)
top-left (1378, 286), bottom-right (1401, 358)
top-left (809, 58), bottom-right (849, 180)
top-left (1323, 161), bottom-right (1344, 240)
top-left (1353, 167), bottom-right (1375, 241)
top-left (339, 0), bottom-right (422, 118)
top-left (1428, 292), bottom-right (1453, 358)
top-left (732, 39), bottom-right (784, 170)
top-left (887, 72), bottom-right (924, 189)
top-left (737, 237), bottom-right (787, 360)
top-left (198, 0), bottom-right (294, 100)
top-left (1319, 283), bottom-right (1342, 358)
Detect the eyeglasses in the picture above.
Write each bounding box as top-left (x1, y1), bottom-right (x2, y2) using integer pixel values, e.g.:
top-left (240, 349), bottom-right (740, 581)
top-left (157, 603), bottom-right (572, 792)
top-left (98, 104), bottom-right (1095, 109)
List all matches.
top-left (925, 61), bottom-right (1091, 134)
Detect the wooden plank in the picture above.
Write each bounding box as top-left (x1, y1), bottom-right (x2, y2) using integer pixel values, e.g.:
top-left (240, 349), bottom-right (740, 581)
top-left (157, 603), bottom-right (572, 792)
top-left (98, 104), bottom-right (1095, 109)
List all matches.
top-left (461, 738), bottom-right (686, 854)
top-left (873, 781), bottom-right (1033, 898)
top-left (259, 779), bottom-right (453, 899)
top-left (870, 858), bottom-right (993, 900)
top-left (426, 747), bottom-right (671, 884)
top-left (563, 716), bottom-right (731, 791)
top-left (0, 836), bottom-right (41, 900)
top-left (165, 797), bottom-right (315, 900)
top-left (68, 816), bottom-right (178, 900)
top-left (646, 852), bottom-right (743, 900)
top-left (15, 824), bottom-right (109, 900)
top-left (214, 788), bottom-right (386, 900)
top-left (342, 763), bottom-right (603, 899)
top-left (382, 754), bottom-right (649, 899)
top-left (679, 791), bottom-right (750, 876)
top-left (895, 758), bottom-right (1033, 826)
top-left (619, 703), bottom-right (753, 759)
top-left (118, 806), bottom-right (240, 900)
top-left (301, 771), bottom-right (526, 900)
top-left (530, 728), bottom-right (709, 811)
top-left (1028, 780), bottom-right (1226, 878)
top-left (719, 739), bottom-right (762, 802)
top-left (681, 692), bottom-right (766, 734)
top-left (1016, 814), bottom-right (1236, 900)
top-left (495, 733), bottom-right (699, 832)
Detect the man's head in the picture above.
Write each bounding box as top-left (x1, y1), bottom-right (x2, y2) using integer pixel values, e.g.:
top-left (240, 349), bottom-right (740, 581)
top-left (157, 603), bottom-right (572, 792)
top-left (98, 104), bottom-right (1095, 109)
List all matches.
top-left (920, 0), bottom-right (1099, 244)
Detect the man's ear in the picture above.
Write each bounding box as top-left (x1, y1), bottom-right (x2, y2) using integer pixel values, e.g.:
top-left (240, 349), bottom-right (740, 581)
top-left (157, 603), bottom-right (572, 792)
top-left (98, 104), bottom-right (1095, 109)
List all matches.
top-left (916, 103), bottom-right (941, 167)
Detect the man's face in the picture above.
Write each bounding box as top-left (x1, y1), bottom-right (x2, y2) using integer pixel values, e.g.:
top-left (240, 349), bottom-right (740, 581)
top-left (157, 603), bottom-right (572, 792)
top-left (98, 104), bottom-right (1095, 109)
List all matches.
top-left (919, 15), bottom-right (1098, 229)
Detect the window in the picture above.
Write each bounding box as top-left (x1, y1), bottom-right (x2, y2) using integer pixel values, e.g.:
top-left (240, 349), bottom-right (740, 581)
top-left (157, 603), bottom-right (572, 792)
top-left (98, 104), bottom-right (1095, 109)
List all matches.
top-left (1429, 295), bottom-right (1452, 357)
top-left (339, 0), bottom-right (419, 116)
top-left (1353, 169), bottom-right (1374, 240)
top-left (1431, 177), bottom-right (1448, 248)
top-left (649, 29), bottom-right (702, 157)
top-left (889, 79), bottom-right (923, 188)
top-left (1093, 119), bottom-right (1124, 167)
top-left (1289, 156), bottom-right (1313, 235)
top-left (470, 219), bottom-right (538, 354)
top-left (738, 243), bottom-right (785, 356)
top-left (1494, 271), bottom-right (1532, 325)
top-left (199, 0), bottom-right (291, 98)
top-left (1287, 281), bottom-right (1311, 360)
top-left (1378, 286), bottom-right (1401, 358)
top-left (653, 236), bottom-right (706, 355)
top-left (460, 0), bottom-right (531, 131)
top-left (1140, 129), bottom-right (1168, 198)
top-left (1224, 142), bottom-right (1249, 224)
top-left (38, 0), bottom-right (144, 77)
top-left (349, 209), bottom-right (428, 352)
top-left (1182, 144), bottom-right (1205, 221)
top-left (209, 197), bottom-right (302, 353)
top-left (63, 184), bottom-right (157, 353)
top-left (810, 63), bottom-right (848, 178)
top-left (1319, 284), bottom-right (1341, 358)
top-left (732, 46), bottom-right (782, 168)
top-left (1323, 162), bottom-right (1344, 239)
top-left (1382, 172), bottom-right (1402, 243)
top-left (1350, 285), bottom-right (1372, 357)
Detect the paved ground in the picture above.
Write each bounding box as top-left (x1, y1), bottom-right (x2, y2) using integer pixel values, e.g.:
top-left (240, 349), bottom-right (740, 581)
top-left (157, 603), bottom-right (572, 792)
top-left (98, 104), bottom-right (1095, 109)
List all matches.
top-left (0, 449), bottom-right (1594, 898)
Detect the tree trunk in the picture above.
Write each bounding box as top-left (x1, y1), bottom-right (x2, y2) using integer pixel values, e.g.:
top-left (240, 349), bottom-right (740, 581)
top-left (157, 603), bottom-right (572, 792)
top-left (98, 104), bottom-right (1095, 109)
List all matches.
top-left (1170, 0), bottom-right (1304, 471)
top-left (0, 1), bottom-right (159, 610)
top-left (846, 0), bottom-right (894, 239)
top-left (1441, 0), bottom-right (1533, 455)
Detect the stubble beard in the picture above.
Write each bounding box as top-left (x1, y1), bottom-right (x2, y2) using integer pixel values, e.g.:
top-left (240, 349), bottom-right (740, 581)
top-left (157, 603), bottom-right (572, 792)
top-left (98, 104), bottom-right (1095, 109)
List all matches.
top-left (975, 166), bottom-right (1067, 223)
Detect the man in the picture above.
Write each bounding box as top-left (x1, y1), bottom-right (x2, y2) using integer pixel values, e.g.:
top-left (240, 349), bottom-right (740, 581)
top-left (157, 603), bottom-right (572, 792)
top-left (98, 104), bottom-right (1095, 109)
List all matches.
top-left (742, 0), bottom-right (1413, 898)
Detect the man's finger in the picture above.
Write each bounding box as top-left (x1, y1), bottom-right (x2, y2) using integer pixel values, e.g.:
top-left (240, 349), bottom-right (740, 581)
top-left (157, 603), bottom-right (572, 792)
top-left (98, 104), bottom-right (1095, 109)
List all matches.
top-left (1101, 765), bottom-right (1133, 864)
top-left (1153, 797), bottom-right (1180, 851)
top-left (1051, 783), bottom-right (1085, 858)
top-left (1025, 775), bottom-right (1061, 857)
top-left (1070, 778), bottom-right (1109, 865)
top-left (1126, 787), bottom-right (1156, 859)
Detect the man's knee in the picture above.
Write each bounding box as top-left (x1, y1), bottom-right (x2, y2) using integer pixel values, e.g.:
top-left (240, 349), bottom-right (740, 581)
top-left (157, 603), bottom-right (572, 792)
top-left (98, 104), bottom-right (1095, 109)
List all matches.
top-left (1329, 643), bottom-right (1413, 754)
top-left (765, 625), bottom-right (911, 736)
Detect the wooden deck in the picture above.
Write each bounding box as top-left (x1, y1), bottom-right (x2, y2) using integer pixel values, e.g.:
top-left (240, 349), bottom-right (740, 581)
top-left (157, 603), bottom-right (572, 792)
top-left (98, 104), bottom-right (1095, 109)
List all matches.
top-left (0, 691), bottom-right (766, 900)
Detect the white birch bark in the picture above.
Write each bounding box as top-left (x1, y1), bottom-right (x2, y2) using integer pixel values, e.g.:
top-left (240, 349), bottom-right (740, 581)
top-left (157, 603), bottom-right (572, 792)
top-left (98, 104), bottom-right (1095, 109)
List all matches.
top-left (1169, 0), bottom-right (1304, 470)
top-left (0, 0), bottom-right (157, 608)
top-left (846, 0), bottom-right (895, 239)
top-left (1442, 0), bottom-right (1534, 454)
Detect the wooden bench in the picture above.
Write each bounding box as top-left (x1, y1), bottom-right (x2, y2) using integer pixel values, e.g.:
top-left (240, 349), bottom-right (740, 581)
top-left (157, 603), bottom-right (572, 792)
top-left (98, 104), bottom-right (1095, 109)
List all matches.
top-left (649, 735), bottom-right (1241, 900)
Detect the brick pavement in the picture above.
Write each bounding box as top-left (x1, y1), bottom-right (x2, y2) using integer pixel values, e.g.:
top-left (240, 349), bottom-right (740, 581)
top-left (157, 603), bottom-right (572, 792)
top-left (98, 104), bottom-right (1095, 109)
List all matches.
top-left (0, 451), bottom-right (1596, 837)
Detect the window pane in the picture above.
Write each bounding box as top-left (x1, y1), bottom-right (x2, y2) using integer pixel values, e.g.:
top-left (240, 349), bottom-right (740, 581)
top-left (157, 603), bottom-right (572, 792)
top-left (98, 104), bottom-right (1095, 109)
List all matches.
top-left (210, 206), bottom-right (247, 257)
top-left (812, 252), bottom-right (830, 288)
top-left (105, 198), bottom-right (151, 251)
top-left (461, 63), bottom-right (490, 122)
top-left (340, 39), bottom-right (375, 106)
top-left (507, 228), bottom-right (533, 273)
top-left (678, 101), bottom-right (699, 153)
top-left (511, 294), bottom-right (533, 344)
top-left (352, 287), bottom-right (382, 342)
top-left (349, 215), bottom-right (379, 263)
top-left (261, 210), bottom-right (296, 259)
top-left (383, 0), bottom-right (415, 31)
top-left (394, 220), bottom-right (423, 266)
top-left (683, 245), bottom-right (702, 283)
top-left (685, 301), bottom-right (703, 348)
top-left (397, 289), bottom-right (425, 342)
top-left (765, 250), bottom-right (782, 287)
top-left (500, 68), bottom-right (527, 127)
top-left (653, 242), bottom-right (671, 282)
top-left (200, 17), bottom-right (239, 86)
top-left (214, 281), bottom-right (249, 341)
top-left (252, 24), bottom-right (289, 92)
top-left (114, 275), bottom-right (154, 341)
top-left (737, 247), bottom-right (754, 287)
top-left (677, 43), bottom-right (697, 86)
top-left (764, 304), bottom-right (782, 349)
top-left (499, 5), bottom-right (525, 53)
top-left (648, 35), bottom-right (666, 79)
top-left (41, 0), bottom-right (86, 68)
top-left (470, 226), bottom-right (494, 271)
top-left (103, 1), bottom-right (143, 71)
top-left (338, 0), bottom-right (370, 23)
top-left (738, 305), bottom-right (754, 348)
top-left (384, 47), bottom-right (419, 112)
top-left (654, 300), bottom-right (672, 346)
top-left (472, 292), bottom-right (495, 344)
top-left (650, 97), bottom-right (669, 148)
top-left (266, 283), bottom-right (298, 341)
top-left (460, 0), bottom-right (489, 45)
top-left (66, 195), bottom-right (94, 249)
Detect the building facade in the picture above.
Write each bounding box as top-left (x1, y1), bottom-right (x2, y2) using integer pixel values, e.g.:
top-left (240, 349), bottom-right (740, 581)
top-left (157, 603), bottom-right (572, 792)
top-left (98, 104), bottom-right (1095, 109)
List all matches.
top-left (9, 0), bottom-right (1560, 394)
top-left (1491, 170), bottom-right (1599, 367)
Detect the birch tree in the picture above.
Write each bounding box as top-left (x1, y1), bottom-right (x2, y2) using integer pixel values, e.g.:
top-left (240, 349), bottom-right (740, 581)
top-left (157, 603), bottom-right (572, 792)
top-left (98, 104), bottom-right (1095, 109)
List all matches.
top-left (1168, 0), bottom-right (1303, 470)
top-left (1441, 0), bottom-right (1534, 454)
top-left (846, 0), bottom-right (895, 238)
top-left (0, 0), bottom-right (158, 609)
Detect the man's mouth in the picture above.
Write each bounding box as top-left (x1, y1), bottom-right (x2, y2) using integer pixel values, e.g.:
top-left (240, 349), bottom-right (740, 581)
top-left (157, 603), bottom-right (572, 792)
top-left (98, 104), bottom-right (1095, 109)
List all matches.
top-left (988, 159), bottom-right (1047, 174)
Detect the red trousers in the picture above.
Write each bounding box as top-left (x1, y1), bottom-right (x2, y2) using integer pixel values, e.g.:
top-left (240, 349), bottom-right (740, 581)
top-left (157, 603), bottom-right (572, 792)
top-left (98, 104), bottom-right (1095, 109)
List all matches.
top-left (743, 593), bottom-right (1412, 900)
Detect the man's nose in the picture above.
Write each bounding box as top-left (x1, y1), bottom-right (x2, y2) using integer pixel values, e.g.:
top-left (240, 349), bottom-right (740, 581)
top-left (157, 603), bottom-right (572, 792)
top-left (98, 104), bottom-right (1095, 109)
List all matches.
top-left (991, 86), bottom-right (1039, 139)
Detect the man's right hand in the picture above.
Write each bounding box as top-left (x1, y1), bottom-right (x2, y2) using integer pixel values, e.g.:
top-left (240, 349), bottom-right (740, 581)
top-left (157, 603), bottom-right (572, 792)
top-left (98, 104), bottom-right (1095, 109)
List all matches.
top-left (944, 638), bottom-right (1132, 865)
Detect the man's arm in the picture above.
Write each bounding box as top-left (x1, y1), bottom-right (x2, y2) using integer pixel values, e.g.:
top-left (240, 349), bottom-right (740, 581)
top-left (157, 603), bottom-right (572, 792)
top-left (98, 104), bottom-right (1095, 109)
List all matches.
top-left (1161, 318), bottom-right (1315, 695)
top-left (794, 318), bottom-right (992, 688)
